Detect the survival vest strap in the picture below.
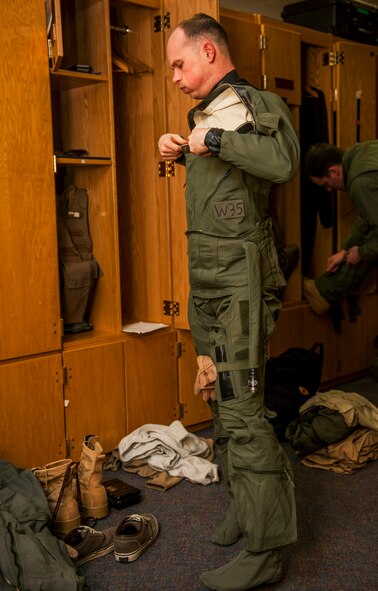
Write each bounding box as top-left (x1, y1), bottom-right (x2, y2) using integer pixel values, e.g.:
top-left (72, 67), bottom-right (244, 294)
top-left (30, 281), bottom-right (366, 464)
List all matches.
top-left (57, 185), bottom-right (103, 333)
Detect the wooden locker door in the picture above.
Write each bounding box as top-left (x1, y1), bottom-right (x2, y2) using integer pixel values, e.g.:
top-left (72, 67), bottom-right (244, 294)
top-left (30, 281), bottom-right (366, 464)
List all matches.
top-left (333, 41), bottom-right (377, 250)
top-left (333, 40), bottom-right (376, 149)
top-left (124, 330), bottom-right (179, 432)
top-left (0, 354), bottom-right (66, 468)
top-left (0, 0), bottom-right (61, 361)
top-left (260, 25), bottom-right (302, 302)
top-left (63, 339), bottom-right (126, 461)
top-left (220, 10), bottom-right (261, 88)
top-left (111, 0), bottom-right (172, 326)
top-left (162, 0), bottom-right (219, 330)
top-left (260, 24), bottom-right (301, 106)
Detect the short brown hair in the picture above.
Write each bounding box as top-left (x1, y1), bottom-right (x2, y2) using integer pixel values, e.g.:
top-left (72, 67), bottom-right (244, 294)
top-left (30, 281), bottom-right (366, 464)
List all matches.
top-left (177, 13), bottom-right (229, 49)
top-left (305, 143), bottom-right (345, 177)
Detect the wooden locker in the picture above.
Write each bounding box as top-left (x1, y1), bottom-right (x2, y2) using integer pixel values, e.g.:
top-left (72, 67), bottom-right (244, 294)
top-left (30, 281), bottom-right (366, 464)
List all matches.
top-left (63, 338), bottom-right (126, 460)
top-left (0, 354), bottom-right (66, 468)
top-left (0, 0), bottom-right (61, 361)
top-left (124, 330), bottom-right (179, 432)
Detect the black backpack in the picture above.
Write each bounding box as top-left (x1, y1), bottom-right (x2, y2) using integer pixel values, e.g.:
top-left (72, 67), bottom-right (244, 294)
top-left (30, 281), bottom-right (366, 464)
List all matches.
top-left (264, 342), bottom-right (324, 440)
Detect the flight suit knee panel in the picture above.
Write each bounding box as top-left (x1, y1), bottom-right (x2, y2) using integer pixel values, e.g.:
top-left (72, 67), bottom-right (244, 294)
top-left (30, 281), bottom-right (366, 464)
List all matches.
top-left (219, 399), bottom-right (297, 551)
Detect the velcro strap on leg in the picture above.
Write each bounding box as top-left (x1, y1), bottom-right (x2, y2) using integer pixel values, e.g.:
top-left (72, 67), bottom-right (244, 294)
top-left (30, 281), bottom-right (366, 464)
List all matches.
top-left (216, 359), bottom-right (251, 373)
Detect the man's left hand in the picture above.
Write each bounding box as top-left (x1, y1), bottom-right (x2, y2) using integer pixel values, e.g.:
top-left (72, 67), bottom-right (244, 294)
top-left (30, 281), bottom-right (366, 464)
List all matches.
top-left (346, 246), bottom-right (361, 265)
top-left (188, 128), bottom-right (212, 156)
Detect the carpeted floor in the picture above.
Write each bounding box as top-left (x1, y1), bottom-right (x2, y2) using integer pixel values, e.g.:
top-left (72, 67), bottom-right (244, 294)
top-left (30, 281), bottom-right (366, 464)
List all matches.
top-left (80, 376), bottom-right (378, 591)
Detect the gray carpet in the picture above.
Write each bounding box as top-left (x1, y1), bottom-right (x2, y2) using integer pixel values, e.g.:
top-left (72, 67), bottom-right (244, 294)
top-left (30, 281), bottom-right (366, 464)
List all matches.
top-left (80, 376), bottom-right (378, 591)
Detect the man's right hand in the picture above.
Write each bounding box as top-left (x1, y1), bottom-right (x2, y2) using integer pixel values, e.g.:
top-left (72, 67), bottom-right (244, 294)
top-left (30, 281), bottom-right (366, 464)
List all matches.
top-left (158, 133), bottom-right (188, 160)
top-left (326, 249), bottom-right (347, 272)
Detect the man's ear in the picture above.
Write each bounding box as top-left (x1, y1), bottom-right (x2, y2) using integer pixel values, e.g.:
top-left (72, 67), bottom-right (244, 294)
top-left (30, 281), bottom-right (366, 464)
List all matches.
top-left (203, 41), bottom-right (215, 63)
top-left (328, 164), bottom-right (342, 178)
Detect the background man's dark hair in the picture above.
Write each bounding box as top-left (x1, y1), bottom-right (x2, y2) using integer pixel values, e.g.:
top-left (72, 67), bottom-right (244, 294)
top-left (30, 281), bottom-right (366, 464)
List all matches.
top-left (305, 143), bottom-right (345, 177)
top-left (178, 13), bottom-right (229, 48)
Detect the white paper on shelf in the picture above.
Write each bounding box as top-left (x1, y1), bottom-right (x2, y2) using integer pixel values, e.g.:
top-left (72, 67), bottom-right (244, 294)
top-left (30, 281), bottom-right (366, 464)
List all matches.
top-left (121, 321), bottom-right (169, 335)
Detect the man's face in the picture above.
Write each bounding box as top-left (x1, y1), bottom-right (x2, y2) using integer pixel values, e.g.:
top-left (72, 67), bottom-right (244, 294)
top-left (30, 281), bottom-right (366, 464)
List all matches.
top-left (310, 165), bottom-right (345, 192)
top-left (167, 28), bottom-right (212, 99)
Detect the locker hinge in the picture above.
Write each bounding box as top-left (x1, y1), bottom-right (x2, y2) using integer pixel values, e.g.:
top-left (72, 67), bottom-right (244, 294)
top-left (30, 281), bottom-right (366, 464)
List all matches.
top-left (259, 34), bottom-right (267, 50)
top-left (158, 160), bottom-right (175, 177)
top-left (65, 438), bottom-right (71, 456)
top-left (163, 299), bottom-right (180, 316)
top-left (62, 366), bottom-right (68, 385)
top-left (176, 341), bottom-right (183, 357)
top-left (261, 74), bottom-right (268, 90)
top-left (323, 51), bottom-right (344, 66)
top-left (154, 12), bottom-right (170, 32)
top-left (174, 402), bottom-right (184, 419)
top-left (53, 154), bottom-right (57, 173)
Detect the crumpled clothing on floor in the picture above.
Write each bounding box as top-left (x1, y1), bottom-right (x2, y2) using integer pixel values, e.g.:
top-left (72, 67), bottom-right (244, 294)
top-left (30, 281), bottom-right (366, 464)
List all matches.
top-left (105, 421), bottom-right (218, 489)
top-left (301, 427), bottom-right (378, 474)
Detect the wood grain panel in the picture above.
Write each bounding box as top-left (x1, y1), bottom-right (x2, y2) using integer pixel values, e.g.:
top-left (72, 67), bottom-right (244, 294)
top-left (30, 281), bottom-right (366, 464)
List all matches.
top-left (124, 330), bottom-right (178, 432)
top-left (261, 24), bottom-right (302, 106)
top-left (0, 354), bottom-right (65, 467)
top-left (334, 41), bottom-right (377, 251)
top-left (0, 0), bottom-right (61, 360)
top-left (113, 2), bottom-right (172, 324)
top-left (63, 341), bottom-right (126, 460)
top-left (163, 0), bottom-right (219, 330)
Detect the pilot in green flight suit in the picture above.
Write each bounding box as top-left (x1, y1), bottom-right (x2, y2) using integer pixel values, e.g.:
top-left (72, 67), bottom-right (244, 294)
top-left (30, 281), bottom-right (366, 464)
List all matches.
top-left (304, 140), bottom-right (378, 314)
top-left (158, 14), bottom-right (300, 591)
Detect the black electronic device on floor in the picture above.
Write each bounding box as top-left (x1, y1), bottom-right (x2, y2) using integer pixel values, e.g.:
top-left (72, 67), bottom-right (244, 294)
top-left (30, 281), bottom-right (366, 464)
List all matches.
top-left (103, 478), bottom-right (142, 509)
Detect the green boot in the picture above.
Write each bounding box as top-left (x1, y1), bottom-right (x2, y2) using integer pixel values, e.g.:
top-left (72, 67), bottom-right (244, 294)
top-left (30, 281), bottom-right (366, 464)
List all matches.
top-left (200, 549), bottom-right (283, 591)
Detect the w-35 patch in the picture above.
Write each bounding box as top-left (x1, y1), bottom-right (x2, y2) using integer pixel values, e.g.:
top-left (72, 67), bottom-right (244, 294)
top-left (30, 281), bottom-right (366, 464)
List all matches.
top-left (213, 200), bottom-right (245, 219)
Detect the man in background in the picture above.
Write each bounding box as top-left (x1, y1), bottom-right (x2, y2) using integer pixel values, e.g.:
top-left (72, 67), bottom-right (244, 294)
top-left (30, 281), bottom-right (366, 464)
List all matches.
top-left (303, 141), bottom-right (378, 314)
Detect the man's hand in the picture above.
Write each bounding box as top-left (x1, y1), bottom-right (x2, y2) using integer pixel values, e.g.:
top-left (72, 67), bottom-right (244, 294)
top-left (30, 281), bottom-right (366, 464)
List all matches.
top-left (194, 355), bottom-right (217, 402)
top-left (326, 249), bottom-right (347, 272)
top-left (158, 133), bottom-right (188, 160)
top-left (345, 245), bottom-right (361, 265)
top-left (188, 128), bottom-right (212, 156)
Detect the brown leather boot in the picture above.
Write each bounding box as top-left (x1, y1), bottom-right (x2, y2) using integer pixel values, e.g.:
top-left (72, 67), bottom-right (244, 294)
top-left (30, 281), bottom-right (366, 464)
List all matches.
top-left (303, 277), bottom-right (331, 315)
top-left (33, 459), bottom-right (81, 536)
top-left (77, 435), bottom-right (108, 520)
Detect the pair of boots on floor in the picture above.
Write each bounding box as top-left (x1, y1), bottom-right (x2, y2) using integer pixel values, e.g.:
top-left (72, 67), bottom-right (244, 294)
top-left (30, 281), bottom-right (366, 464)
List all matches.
top-left (33, 435), bottom-right (107, 537)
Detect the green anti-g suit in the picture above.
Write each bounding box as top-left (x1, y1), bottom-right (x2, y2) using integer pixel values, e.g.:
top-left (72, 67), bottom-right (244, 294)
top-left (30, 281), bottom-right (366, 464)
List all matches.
top-left (181, 71), bottom-right (300, 553)
top-left (316, 140), bottom-right (378, 303)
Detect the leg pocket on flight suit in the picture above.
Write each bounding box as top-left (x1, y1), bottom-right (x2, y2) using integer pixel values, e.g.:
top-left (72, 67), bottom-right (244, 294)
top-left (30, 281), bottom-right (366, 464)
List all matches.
top-left (211, 290), bottom-right (251, 401)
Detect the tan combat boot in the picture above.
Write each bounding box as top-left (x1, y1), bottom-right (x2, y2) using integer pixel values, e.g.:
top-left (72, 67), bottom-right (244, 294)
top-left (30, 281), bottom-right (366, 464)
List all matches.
top-left (33, 459), bottom-right (81, 537)
top-left (77, 435), bottom-right (108, 520)
top-left (303, 277), bottom-right (331, 315)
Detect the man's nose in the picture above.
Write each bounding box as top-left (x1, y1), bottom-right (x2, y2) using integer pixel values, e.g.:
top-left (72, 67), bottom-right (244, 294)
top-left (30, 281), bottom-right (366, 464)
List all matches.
top-left (172, 71), bottom-right (181, 84)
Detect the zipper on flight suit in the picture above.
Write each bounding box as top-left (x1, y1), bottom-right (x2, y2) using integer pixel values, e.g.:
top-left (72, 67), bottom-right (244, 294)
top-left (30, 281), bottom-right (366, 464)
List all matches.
top-left (203, 168), bottom-right (232, 210)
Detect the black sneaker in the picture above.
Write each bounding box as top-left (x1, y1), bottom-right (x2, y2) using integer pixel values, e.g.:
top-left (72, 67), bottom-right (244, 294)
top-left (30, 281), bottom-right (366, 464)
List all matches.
top-left (114, 513), bottom-right (159, 563)
top-left (64, 525), bottom-right (116, 566)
